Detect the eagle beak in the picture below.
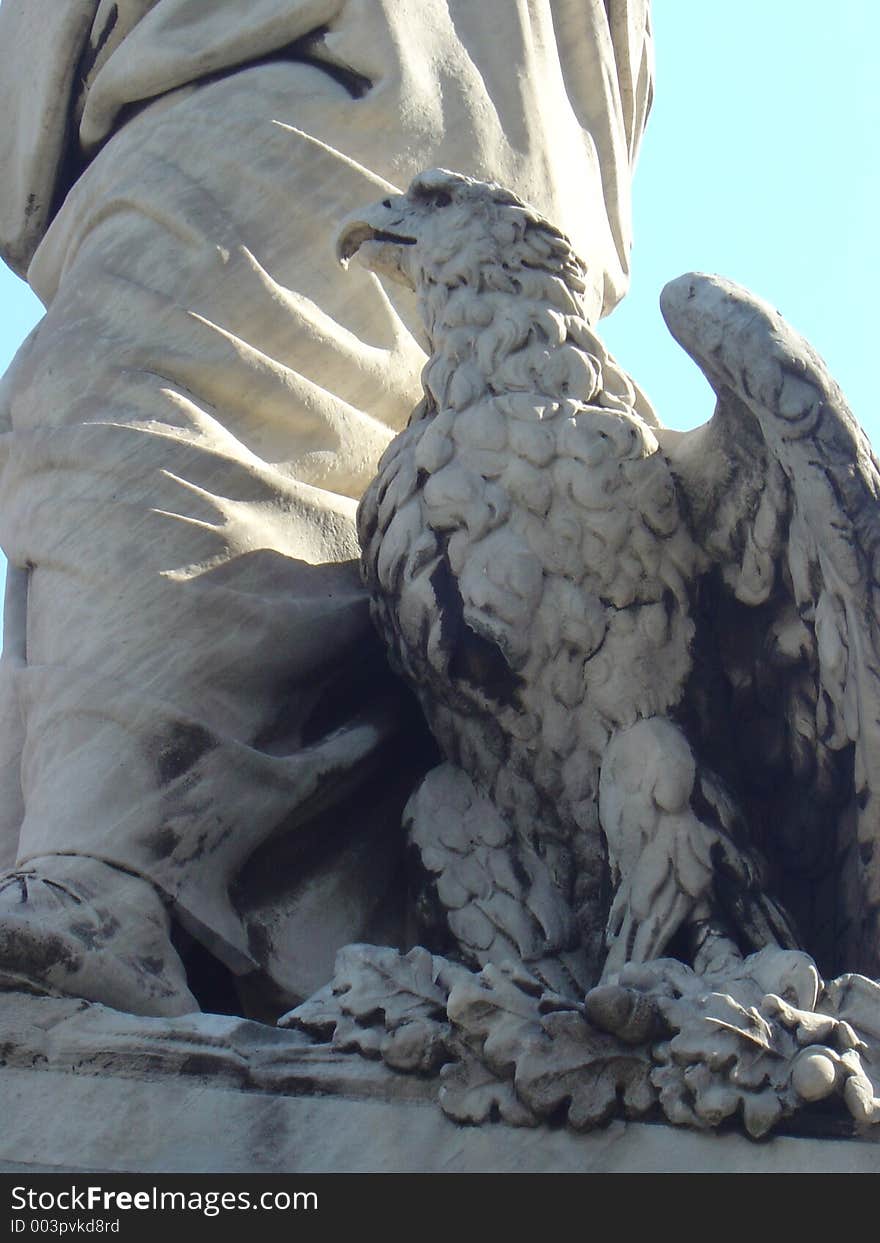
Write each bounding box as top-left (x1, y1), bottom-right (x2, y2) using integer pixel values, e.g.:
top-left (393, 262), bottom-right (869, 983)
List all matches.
top-left (336, 198), bottom-right (418, 287)
top-left (336, 220), bottom-right (379, 267)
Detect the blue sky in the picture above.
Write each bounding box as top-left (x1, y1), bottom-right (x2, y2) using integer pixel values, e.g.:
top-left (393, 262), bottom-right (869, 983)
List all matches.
top-left (0, 3), bottom-right (878, 625)
top-left (603, 2), bottom-right (880, 435)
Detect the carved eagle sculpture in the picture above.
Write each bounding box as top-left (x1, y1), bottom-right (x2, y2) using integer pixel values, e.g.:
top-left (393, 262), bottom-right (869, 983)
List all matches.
top-left (338, 168), bottom-right (880, 997)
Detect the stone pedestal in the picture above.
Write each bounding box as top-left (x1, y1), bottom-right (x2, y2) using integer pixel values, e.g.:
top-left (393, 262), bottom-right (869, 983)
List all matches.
top-left (1, 993), bottom-right (877, 1174)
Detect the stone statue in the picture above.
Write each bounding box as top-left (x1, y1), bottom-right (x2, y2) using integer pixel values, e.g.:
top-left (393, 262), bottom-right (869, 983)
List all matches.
top-left (279, 168), bottom-right (880, 1140)
top-left (0, 2), bottom-right (654, 1016)
top-left (343, 168), bottom-right (880, 987)
top-left (2, 5), bottom-right (878, 1162)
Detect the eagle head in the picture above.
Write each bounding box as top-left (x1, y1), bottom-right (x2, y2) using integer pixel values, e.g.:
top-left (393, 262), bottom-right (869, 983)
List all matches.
top-left (337, 168), bottom-right (587, 300)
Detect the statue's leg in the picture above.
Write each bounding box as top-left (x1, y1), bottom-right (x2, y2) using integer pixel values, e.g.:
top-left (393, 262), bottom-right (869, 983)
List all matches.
top-left (0, 855), bottom-right (198, 1015)
top-left (598, 718), bottom-right (798, 982)
top-left (0, 65), bottom-right (426, 1013)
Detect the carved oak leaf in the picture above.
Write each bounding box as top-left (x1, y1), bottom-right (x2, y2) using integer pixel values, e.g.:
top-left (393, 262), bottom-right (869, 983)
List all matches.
top-left (439, 1056), bottom-right (539, 1128)
top-left (821, 972), bottom-right (880, 1044)
top-left (282, 945), bottom-right (468, 1069)
top-left (445, 962), bottom-right (549, 1080)
top-left (651, 990), bottom-right (795, 1139)
top-left (381, 1018), bottom-right (453, 1074)
top-left (514, 1010), bottom-right (655, 1130)
top-left (330, 944), bottom-right (451, 1027)
top-left (441, 963), bottom-right (560, 1127)
top-left (608, 952), bottom-right (880, 1137)
top-left (445, 960), bottom-right (655, 1129)
top-left (652, 1055), bottom-right (785, 1139)
top-left (282, 982), bottom-right (385, 1060)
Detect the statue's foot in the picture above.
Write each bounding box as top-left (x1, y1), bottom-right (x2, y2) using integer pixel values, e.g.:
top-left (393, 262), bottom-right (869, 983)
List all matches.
top-left (0, 855), bottom-right (198, 1017)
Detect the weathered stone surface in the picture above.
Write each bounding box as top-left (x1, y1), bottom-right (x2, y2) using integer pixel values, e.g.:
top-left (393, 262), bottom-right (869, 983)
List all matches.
top-left (2, 2), bottom-right (879, 1168)
top-left (2, 1061), bottom-right (878, 1174)
top-left (0, 0), bottom-right (653, 1027)
top-left (0, 988), bottom-right (877, 1173)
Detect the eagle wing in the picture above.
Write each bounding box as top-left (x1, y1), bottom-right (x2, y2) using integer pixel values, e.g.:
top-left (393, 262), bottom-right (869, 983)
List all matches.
top-left (660, 272), bottom-right (880, 976)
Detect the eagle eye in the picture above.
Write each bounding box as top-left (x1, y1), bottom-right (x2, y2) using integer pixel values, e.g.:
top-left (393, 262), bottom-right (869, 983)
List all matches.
top-left (414, 186), bottom-right (453, 208)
